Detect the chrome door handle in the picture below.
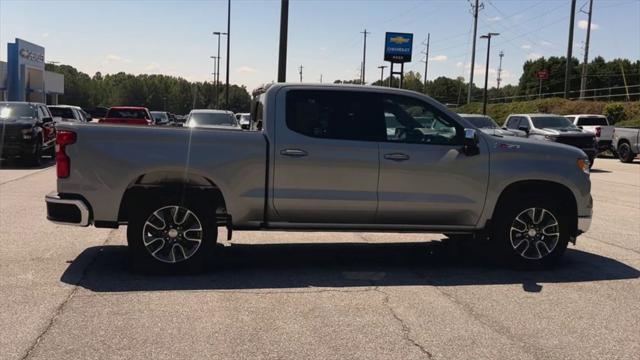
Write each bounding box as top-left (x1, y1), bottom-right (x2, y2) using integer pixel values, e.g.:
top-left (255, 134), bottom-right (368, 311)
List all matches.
top-left (384, 153), bottom-right (410, 161)
top-left (280, 148), bottom-right (308, 157)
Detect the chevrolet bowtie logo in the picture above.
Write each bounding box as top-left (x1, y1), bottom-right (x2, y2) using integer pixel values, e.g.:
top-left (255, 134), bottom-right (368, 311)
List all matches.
top-left (389, 36), bottom-right (410, 44)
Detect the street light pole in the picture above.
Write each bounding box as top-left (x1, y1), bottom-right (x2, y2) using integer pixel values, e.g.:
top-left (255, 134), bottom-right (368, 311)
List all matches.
top-left (225, 0), bottom-right (231, 110)
top-left (377, 65), bottom-right (387, 85)
top-left (277, 0), bottom-right (289, 82)
top-left (480, 32), bottom-right (499, 115)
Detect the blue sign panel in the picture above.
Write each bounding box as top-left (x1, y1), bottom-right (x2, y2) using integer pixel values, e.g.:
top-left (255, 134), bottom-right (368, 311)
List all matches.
top-left (384, 32), bottom-right (413, 63)
top-left (7, 38), bottom-right (45, 101)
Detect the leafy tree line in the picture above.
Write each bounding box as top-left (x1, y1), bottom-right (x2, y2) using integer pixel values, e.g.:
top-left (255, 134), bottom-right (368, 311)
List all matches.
top-left (335, 56), bottom-right (640, 105)
top-left (45, 64), bottom-right (252, 114)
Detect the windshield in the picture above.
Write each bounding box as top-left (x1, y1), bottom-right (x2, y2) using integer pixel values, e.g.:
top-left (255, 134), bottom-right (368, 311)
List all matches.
top-left (150, 112), bottom-right (168, 120)
top-left (239, 114), bottom-right (251, 122)
top-left (531, 116), bottom-right (577, 129)
top-left (576, 117), bottom-right (608, 126)
top-left (107, 109), bottom-right (149, 119)
top-left (0, 103), bottom-right (37, 120)
top-left (188, 112), bottom-right (237, 127)
top-left (49, 107), bottom-right (75, 119)
top-left (463, 116), bottom-right (498, 128)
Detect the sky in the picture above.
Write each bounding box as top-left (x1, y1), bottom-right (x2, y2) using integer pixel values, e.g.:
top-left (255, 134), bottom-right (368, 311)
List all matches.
top-left (1, 0), bottom-right (639, 91)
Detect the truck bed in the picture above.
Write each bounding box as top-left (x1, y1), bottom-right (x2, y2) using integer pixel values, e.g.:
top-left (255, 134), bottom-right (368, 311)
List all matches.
top-left (55, 122), bottom-right (268, 226)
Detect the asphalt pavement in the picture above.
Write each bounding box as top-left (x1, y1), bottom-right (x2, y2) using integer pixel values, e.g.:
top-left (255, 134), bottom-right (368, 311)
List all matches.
top-left (1, 157), bottom-right (638, 360)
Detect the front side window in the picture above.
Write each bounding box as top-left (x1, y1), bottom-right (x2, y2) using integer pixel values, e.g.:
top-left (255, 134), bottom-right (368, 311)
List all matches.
top-left (382, 95), bottom-right (462, 145)
top-left (505, 117), bottom-right (520, 129)
top-left (285, 90), bottom-right (384, 141)
top-left (50, 107), bottom-right (76, 120)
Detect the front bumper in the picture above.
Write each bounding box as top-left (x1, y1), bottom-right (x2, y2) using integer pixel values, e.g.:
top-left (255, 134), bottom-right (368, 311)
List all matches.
top-left (45, 192), bottom-right (90, 226)
top-left (577, 216), bottom-right (591, 235)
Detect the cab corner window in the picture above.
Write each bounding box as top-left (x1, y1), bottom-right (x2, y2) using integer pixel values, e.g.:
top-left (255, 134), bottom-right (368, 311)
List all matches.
top-left (382, 95), bottom-right (462, 145)
top-left (285, 90), bottom-right (384, 141)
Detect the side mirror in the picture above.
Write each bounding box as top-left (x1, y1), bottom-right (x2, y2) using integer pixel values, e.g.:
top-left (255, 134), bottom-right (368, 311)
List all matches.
top-left (518, 126), bottom-right (530, 133)
top-left (463, 128), bottom-right (479, 155)
top-left (52, 117), bottom-right (62, 123)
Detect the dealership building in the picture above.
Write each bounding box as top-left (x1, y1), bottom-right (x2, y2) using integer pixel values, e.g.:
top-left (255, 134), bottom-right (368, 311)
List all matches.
top-left (0, 38), bottom-right (64, 104)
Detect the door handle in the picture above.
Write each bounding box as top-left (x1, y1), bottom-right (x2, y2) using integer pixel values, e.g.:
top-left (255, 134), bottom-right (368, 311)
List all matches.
top-left (280, 148), bottom-right (308, 157)
top-left (384, 153), bottom-right (410, 161)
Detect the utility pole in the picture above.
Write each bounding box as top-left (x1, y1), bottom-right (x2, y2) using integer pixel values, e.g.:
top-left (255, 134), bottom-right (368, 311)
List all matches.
top-left (497, 50), bottom-right (504, 90)
top-left (421, 33), bottom-right (430, 94)
top-left (480, 32), bottom-right (499, 115)
top-left (579, 0), bottom-right (594, 100)
top-left (225, 0), bottom-right (231, 110)
top-left (564, 0), bottom-right (577, 99)
top-left (298, 65), bottom-right (303, 82)
top-left (210, 56), bottom-right (218, 107)
top-left (378, 65), bottom-right (387, 85)
top-left (277, 0), bottom-right (289, 82)
top-left (361, 29), bottom-right (370, 85)
top-left (467, 0), bottom-right (483, 104)
top-left (213, 32), bottom-right (227, 108)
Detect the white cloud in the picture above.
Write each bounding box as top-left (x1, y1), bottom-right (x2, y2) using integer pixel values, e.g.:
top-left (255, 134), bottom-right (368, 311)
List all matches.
top-left (521, 44), bottom-right (532, 50)
top-left (41, 32), bottom-right (49, 38)
top-left (540, 40), bottom-right (553, 47)
top-left (456, 61), bottom-right (464, 68)
top-left (145, 62), bottom-right (160, 71)
top-left (527, 52), bottom-right (543, 60)
top-left (429, 55), bottom-right (447, 62)
top-left (487, 16), bottom-right (502, 22)
top-left (237, 66), bottom-right (257, 73)
top-left (578, 20), bottom-right (599, 30)
top-left (104, 54), bottom-right (132, 64)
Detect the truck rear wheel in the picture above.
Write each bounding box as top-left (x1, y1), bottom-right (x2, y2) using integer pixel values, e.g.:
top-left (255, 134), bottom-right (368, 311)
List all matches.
top-left (127, 195), bottom-right (217, 273)
top-left (492, 196), bottom-right (569, 268)
top-left (617, 143), bottom-right (636, 163)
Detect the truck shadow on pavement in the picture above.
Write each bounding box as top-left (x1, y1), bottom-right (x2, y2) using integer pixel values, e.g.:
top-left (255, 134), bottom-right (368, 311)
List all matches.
top-left (0, 157), bottom-right (55, 169)
top-left (61, 239), bottom-right (640, 293)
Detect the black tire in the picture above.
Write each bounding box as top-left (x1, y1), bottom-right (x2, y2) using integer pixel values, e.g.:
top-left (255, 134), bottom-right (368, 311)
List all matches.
top-left (127, 194), bottom-right (217, 274)
top-left (491, 196), bottom-right (569, 269)
top-left (617, 142), bottom-right (636, 163)
top-left (24, 139), bottom-right (43, 166)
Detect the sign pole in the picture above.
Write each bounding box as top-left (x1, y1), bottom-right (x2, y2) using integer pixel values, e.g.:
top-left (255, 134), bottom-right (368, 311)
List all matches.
top-left (539, 78), bottom-right (542, 98)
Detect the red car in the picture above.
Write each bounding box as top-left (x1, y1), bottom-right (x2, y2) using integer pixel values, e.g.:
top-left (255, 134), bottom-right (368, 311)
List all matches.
top-left (99, 107), bottom-right (154, 126)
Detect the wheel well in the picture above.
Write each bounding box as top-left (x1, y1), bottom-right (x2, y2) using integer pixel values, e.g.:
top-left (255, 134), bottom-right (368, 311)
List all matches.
top-left (617, 138), bottom-right (630, 148)
top-left (117, 172), bottom-right (228, 224)
top-left (493, 180), bottom-right (578, 236)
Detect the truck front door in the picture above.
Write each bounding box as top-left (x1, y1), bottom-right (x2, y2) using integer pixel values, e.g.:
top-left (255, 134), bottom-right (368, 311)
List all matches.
top-left (376, 94), bottom-right (490, 226)
top-left (272, 89), bottom-right (384, 223)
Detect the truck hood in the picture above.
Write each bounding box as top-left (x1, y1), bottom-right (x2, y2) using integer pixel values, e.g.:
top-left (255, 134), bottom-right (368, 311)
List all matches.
top-left (537, 127), bottom-right (590, 136)
top-left (486, 133), bottom-right (588, 158)
top-left (479, 128), bottom-right (518, 137)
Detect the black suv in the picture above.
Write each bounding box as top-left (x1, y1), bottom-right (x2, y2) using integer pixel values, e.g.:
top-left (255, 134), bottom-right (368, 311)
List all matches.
top-left (0, 102), bottom-right (56, 165)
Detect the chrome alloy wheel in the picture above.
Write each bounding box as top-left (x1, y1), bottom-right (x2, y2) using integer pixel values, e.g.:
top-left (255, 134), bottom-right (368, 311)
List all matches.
top-left (509, 207), bottom-right (560, 260)
top-left (142, 206), bottom-right (203, 263)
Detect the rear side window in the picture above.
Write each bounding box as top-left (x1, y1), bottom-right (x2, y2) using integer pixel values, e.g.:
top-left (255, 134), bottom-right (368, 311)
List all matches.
top-left (50, 107), bottom-right (76, 120)
top-left (577, 117), bottom-right (608, 126)
top-left (285, 90), bottom-right (384, 141)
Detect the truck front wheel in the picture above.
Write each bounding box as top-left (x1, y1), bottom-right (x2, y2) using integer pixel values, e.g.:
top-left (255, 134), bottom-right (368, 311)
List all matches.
top-left (127, 196), bottom-right (217, 273)
top-left (492, 197), bottom-right (569, 268)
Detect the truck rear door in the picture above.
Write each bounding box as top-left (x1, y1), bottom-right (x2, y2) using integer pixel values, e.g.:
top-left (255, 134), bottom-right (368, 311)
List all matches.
top-left (271, 89), bottom-right (383, 223)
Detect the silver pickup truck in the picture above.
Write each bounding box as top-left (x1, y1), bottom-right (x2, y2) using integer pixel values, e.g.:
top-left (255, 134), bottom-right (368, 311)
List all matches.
top-left (45, 84), bottom-right (592, 272)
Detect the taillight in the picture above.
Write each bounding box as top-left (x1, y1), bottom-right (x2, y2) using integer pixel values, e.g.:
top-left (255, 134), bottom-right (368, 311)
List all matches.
top-left (56, 130), bottom-right (76, 178)
top-left (595, 126), bottom-right (601, 138)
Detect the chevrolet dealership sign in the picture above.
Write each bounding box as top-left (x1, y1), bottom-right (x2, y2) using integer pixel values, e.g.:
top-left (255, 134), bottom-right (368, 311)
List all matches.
top-left (384, 32), bottom-right (413, 63)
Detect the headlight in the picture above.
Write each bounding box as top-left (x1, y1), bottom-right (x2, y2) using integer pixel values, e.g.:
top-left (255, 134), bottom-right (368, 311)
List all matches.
top-left (544, 135), bottom-right (557, 141)
top-left (21, 128), bottom-right (33, 139)
top-left (577, 158), bottom-right (590, 174)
